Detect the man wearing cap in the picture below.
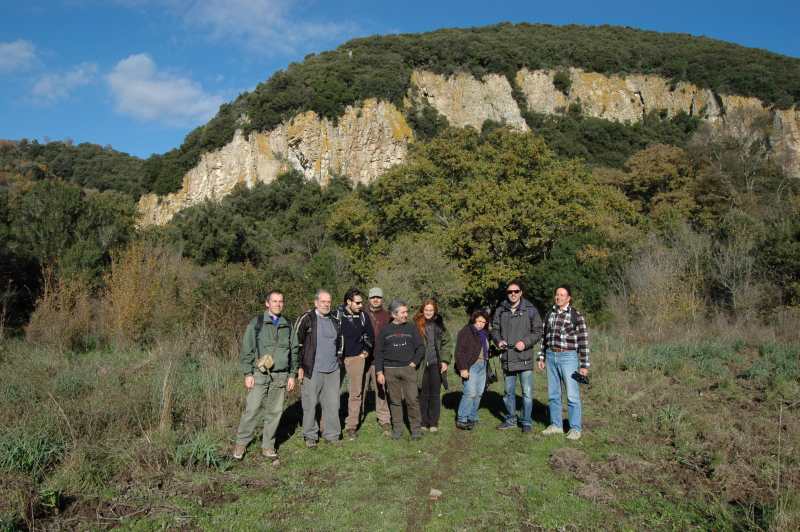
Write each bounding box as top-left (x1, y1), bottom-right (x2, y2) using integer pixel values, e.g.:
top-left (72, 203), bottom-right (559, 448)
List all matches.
top-left (232, 290), bottom-right (296, 460)
top-left (364, 287), bottom-right (392, 433)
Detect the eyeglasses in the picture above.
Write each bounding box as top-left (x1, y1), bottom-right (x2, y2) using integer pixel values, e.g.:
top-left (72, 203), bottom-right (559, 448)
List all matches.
top-left (507, 289), bottom-right (521, 294)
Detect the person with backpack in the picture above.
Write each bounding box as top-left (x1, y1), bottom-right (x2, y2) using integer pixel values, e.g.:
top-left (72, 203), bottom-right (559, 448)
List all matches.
top-left (454, 309), bottom-right (491, 430)
top-left (232, 290), bottom-right (296, 460)
top-left (538, 285), bottom-right (590, 440)
top-left (364, 287), bottom-right (392, 434)
top-left (334, 288), bottom-right (375, 440)
top-left (413, 298), bottom-right (451, 432)
top-left (293, 289), bottom-right (344, 448)
top-left (491, 279), bottom-right (543, 434)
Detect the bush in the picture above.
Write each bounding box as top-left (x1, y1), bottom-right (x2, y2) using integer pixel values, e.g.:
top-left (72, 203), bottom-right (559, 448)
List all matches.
top-left (25, 269), bottom-right (93, 353)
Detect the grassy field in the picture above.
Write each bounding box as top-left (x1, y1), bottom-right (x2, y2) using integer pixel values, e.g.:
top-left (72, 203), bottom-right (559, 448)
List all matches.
top-left (1, 332), bottom-right (798, 531)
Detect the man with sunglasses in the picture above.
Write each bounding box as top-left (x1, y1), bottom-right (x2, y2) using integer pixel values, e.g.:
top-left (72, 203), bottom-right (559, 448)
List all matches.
top-left (335, 287), bottom-right (375, 440)
top-left (492, 280), bottom-right (543, 433)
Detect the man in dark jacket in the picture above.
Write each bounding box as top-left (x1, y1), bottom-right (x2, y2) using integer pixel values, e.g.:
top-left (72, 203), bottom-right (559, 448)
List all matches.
top-left (491, 280), bottom-right (543, 433)
top-left (233, 290), bottom-right (296, 460)
top-left (375, 299), bottom-right (425, 440)
top-left (334, 288), bottom-right (375, 440)
top-left (292, 289), bottom-right (343, 447)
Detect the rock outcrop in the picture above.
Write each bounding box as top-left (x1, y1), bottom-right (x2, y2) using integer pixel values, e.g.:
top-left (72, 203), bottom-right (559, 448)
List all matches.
top-left (139, 68), bottom-right (800, 225)
top-left (138, 99), bottom-right (412, 225)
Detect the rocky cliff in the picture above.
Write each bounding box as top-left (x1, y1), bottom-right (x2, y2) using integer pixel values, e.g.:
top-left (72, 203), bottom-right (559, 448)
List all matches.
top-left (139, 69), bottom-right (800, 225)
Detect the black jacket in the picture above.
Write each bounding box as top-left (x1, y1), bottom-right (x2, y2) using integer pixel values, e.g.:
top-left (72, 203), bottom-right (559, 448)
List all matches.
top-left (333, 305), bottom-right (375, 357)
top-left (291, 310), bottom-right (344, 377)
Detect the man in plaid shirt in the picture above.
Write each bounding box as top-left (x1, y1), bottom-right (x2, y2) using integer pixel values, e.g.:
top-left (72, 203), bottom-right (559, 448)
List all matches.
top-left (537, 285), bottom-right (590, 440)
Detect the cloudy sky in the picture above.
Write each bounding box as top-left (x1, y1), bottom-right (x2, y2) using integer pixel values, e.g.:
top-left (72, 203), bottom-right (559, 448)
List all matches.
top-left (2, 0), bottom-right (798, 158)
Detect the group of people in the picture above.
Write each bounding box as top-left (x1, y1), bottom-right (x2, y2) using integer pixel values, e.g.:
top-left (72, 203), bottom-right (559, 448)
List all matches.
top-left (231, 280), bottom-right (590, 460)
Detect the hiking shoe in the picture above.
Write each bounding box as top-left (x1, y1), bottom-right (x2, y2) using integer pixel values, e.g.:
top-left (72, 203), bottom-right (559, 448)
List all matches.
top-left (346, 429), bottom-right (357, 441)
top-left (496, 420), bottom-right (517, 430)
top-left (379, 423), bottom-right (392, 436)
top-left (420, 426), bottom-right (429, 432)
top-left (391, 430), bottom-right (404, 440)
top-left (455, 420), bottom-right (470, 430)
top-left (305, 439), bottom-right (318, 449)
top-left (323, 438), bottom-right (341, 446)
top-left (411, 431), bottom-right (423, 441)
top-left (429, 426), bottom-right (439, 433)
top-left (566, 429), bottom-right (582, 441)
top-left (521, 425), bottom-right (532, 434)
top-left (262, 448), bottom-right (278, 459)
top-left (542, 425), bottom-right (564, 435)
top-left (232, 444), bottom-right (246, 460)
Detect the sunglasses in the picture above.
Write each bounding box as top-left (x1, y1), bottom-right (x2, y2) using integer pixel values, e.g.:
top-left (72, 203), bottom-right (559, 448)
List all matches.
top-left (507, 289), bottom-right (521, 294)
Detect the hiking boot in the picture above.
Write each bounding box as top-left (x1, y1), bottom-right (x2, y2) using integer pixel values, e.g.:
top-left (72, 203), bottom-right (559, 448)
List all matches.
top-left (496, 420), bottom-right (517, 430)
top-left (566, 429), bottom-right (582, 441)
top-left (455, 420), bottom-right (470, 430)
top-left (262, 448), bottom-right (278, 459)
top-left (429, 426), bottom-right (439, 433)
top-left (305, 439), bottom-right (318, 449)
top-left (521, 425), bottom-right (532, 434)
top-left (232, 444), bottom-right (246, 460)
top-left (411, 431), bottom-right (423, 441)
top-left (542, 425), bottom-right (564, 435)
top-left (391, 430), bottom-right (404, 440)
top-left (379, 423), bottom-right (392, 436)
top-left (346, 429), bottom-right (357, 441)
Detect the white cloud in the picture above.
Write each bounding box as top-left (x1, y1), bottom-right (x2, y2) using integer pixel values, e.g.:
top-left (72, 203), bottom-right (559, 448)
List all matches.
top-left (32, 63), bottom-right (97, 104)
top-left (107, 53), bottom-right (224, 126)
top-left (0, 40), bottom-right (37, 72)
top-left (181, 0), bottom-right (353, 52)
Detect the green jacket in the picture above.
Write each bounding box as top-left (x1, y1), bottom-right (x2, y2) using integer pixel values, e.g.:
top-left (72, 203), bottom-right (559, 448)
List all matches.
top-left (417, 320), bottom-right (452, 388)
top-left (239, 313), bottom-right (295, 376)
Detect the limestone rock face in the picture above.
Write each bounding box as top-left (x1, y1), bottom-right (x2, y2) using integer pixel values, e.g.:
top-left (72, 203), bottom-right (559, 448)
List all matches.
top-left (410, 70), bottom-right (529, 131)
top-left (137, 99), bottom-right (412, 225)
top-left (138, 67), bottom-right (800, 226)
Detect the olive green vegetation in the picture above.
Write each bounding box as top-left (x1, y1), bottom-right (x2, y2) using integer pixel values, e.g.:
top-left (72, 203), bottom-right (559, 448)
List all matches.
top-left (143, 23), bottom-right (800, 193)
top-left (0, 139), bottom-right (146, 197)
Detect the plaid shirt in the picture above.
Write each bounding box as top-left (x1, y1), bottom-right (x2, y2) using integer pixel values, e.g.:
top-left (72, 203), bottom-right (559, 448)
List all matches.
top-left (537, 305), bottom-right (590, 368)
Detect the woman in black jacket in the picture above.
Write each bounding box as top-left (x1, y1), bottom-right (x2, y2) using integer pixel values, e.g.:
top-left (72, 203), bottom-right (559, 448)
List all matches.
top-left (454, 310), bottom-right (490, 430)
top-left (413, 298), bottom-right (451, 432)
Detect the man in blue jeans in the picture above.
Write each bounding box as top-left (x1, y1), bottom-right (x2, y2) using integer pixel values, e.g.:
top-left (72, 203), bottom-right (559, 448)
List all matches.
top-left (491, 280), bottom-right (543, 433)
top-left (538, 285), bottom-right (590, 440)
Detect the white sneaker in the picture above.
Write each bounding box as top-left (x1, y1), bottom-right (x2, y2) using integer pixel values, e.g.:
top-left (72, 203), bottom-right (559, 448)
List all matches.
top-left (542, 425), bottom-right (564, 435)
top-left (566, 429), bottom-right (582, 440)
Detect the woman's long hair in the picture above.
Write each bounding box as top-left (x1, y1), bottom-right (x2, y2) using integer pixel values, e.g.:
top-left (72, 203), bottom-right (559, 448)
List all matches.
top-left (414, 298), bottom-right (439, 339)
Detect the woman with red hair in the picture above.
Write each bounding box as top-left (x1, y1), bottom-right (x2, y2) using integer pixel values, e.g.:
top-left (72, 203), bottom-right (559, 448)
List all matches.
top-left (413, 299), bottom-right (452, 432)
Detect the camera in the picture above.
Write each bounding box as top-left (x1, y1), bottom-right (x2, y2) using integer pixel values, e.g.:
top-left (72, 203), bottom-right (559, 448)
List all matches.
top-left (571, 371), bottom-right (589, 385)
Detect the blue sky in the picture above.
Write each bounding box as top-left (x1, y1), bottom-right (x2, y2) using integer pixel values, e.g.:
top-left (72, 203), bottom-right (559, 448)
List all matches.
top-left (2, 0), bottom-right (798, 159)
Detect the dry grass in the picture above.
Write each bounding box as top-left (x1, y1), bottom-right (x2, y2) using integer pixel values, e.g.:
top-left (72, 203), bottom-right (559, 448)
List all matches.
top-left (25, 267), bottom-right (93, 352)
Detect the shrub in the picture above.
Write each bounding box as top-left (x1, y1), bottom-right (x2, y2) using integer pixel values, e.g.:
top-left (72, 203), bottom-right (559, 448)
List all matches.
top-left (553, 69), bottom-right (571, 94)
top-left (174, 432), bottom-right (230, 471)
top-left (25, 269), bottom-right (93, 353)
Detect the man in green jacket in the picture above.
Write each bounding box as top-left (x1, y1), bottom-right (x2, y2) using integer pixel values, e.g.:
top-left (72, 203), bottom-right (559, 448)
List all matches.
top-left (233, 290), bottom-right (297, 460)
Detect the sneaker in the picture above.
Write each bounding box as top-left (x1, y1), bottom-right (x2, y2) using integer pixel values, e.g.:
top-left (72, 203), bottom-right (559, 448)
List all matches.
top-left (466, 421), bottom-right (476, 431)
top-left (346, 429), bottom-right (357, 441)
top-left (305, 439), bottom-right (318, 449)
top-left (411, 431), bottom-right (423, 441)
top-left (429, 426), bottom-right (438, 433)
top-left (542, 425), bottom-right (564, 435)
top-left (262, 448), bottom-right (278, 459)
top-left (496, 420), bottom-right (517, 430)
top-left (232, 444), bottom-right (246, 460)
top-left (455, 420), bottom-right (470, 430)
top-left (566, 429), bottom-right (582, 440)
top-left (521, 425), bottom-right (532, 434)
top-left (420, 426), bottom-right (429, 432)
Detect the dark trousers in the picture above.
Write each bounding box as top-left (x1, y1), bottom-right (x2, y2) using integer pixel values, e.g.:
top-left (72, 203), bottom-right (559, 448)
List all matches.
top-left (384, 365), bottom-right (421, 434)
top-left (419, 363), bottom-right (442, 428)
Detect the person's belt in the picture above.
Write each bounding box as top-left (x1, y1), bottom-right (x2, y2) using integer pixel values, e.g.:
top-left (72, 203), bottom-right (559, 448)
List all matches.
top-left (550, 347), bottom-right (572, 352)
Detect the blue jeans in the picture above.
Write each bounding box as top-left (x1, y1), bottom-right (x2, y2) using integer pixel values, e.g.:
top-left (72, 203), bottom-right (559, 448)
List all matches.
top-left (546, 350), bottom-right (582, 431)
top-left (457, 359), bottom-right (486, 423)
top-left (503, 369), bottom-right (533, 427)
